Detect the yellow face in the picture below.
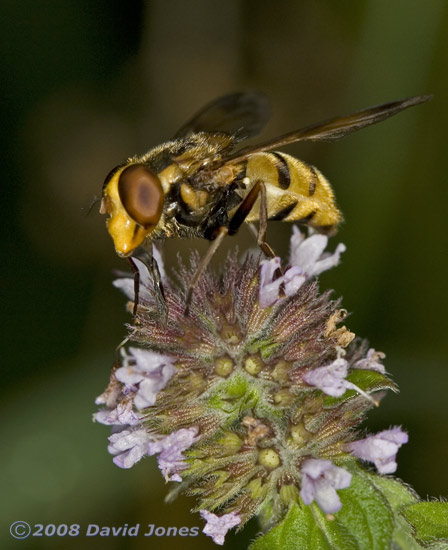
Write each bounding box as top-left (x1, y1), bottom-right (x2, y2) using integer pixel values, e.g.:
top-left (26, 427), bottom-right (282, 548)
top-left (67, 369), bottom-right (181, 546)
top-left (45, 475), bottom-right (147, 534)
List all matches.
top-left (100, 163), bottom-right (164, 257)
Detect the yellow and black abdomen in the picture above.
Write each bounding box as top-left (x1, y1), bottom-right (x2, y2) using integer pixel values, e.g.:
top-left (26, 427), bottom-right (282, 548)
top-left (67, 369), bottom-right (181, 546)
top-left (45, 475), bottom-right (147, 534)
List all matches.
top-left (243, 152), bottom-right (342, 233)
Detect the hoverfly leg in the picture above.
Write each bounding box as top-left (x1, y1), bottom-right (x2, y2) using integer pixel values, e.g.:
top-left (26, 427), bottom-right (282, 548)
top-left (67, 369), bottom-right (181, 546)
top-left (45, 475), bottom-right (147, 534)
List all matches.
top-left (148, 253), bottom-right (168, 325)
top-left (257, 181), bottom-right (283, 282)
top-left (126, 256), bottom-right (141, 317)
top-left (184, 226), bottom-right (229, 315)
top-left (185, 179), bottom-right (280, 315)
top-left (132, 246), bottom-right (168, 324)
top-left (257, 181), bottom-right (277, 259)
top-left (228, 180), bottom-right (262, 235)
top-left (229, 180), bottom-right (278, 260)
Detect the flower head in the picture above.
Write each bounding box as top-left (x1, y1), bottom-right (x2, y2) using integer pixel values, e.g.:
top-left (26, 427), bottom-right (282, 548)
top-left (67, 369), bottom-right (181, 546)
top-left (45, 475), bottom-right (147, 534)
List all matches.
top-left (300, 459), bottom-right (352, 514)
top-left (347, 427), bottom-right (408, 474)
top-left (96, 227), bottom-right (400, 539)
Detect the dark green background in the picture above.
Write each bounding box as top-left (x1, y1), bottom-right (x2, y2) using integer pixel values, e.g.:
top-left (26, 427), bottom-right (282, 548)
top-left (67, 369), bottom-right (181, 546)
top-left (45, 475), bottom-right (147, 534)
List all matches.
top-left (1, 1), bottom-right (447, 549)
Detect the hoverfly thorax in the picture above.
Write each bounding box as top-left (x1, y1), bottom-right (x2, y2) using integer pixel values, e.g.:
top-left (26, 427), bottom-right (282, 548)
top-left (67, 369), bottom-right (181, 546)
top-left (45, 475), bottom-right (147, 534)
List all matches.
top-left (100, 163), bottom-right (164, 257)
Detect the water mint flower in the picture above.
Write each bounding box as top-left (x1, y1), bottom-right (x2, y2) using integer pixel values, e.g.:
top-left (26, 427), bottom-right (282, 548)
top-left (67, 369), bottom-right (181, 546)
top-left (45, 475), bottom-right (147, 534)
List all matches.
top-left (115, 347), bottom-right (176, 409)
top-left (355, 347), bottom-right (386, 374)
top-left (303, 355), bottom-right (378, 404)
top-left (302, 357), bottom-right (350, 397)
top-left (147, 427), bottom-right (200, 481)
top-left (259, 228), bottom-right (345, 308)
top-left (259, 257), bottom-right (305, 307)
top-left (289, 226), bottom-right (346, 276)
top-left (96, 226), bottom-right (401, 540)
top-left (346, 427), bottom-right (408, 474)
top-left (300, 459), bottom-right (352, 514)
top-left (94, 397), bottom-right (142, 426)
top-left (107, 427), bottom-right (151, 469)
top-left (200, 510), bottom-right (241, 545)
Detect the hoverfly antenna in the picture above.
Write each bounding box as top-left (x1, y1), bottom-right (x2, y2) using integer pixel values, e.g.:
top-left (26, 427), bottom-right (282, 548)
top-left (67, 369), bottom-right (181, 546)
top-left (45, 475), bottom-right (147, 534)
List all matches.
top-left (84, 195), bottom-right (103, 218)
top-left (102, 163), bottom-right (126, 190)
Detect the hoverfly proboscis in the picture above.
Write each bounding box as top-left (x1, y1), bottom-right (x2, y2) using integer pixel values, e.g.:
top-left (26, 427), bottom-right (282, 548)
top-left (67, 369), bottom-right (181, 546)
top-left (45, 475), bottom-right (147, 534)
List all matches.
top-left (100, 92), bottom-right (431, 317)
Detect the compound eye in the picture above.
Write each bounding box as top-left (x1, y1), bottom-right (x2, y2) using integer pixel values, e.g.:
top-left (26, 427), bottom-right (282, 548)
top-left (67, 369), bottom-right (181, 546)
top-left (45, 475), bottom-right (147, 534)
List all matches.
top-left (118, 164), bottom-right (164, 228)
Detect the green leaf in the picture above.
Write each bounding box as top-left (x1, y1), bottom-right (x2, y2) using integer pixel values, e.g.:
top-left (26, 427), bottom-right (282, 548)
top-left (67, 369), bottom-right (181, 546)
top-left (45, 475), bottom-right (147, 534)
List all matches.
top-left (357, 473), bottom-right (448, 549)
top-left (365, 473), bottom-right (423, 550)
top-left (426, 543), bottom-right (448, 550)
top-left (402, 502), bottom-right (448, 544)
top-left (337, 472), bottom-right (394, 550)
top-left (250, 503), bottom-right (358, 550)
top-left (421, 541), bottom-right (448, 550)
top-left (366, 474), bottom-right (418, 509)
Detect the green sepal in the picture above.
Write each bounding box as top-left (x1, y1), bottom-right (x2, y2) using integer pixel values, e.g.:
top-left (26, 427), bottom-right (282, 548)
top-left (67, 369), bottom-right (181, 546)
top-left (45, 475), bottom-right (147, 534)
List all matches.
top-left (247, 337), bottom-right (280, 360)
top-left (207, 375), bottom-right (259, 418)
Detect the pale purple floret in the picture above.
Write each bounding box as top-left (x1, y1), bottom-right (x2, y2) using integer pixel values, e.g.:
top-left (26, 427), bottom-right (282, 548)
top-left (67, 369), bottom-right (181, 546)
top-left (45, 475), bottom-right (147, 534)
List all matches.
top-left (259, 257), bottom-right (305, 308)
top-left (94, 398), bottom-right (142, 426)
top-left (108, 428), bottom-right (151, 469)
top-left (115, 347), bottom-right (176, 410)
top-left (148, 427), bottom-right (199, 482)
top-left (200, 510), bottom-right (241, 545)
top-left (355, 348), bottom-right (386, 374)
top-left (303, 358), bottom-right (350, 397)
top-left (347, 427), bottom-right (408, 474)
top-left (289, 226), bottom-right (346, 277)
top-left (300, 458), bottom-right (352, 514)
top-left (303, 357), bottom-right (376, 404)
top-left (259, 227), bottom-right (346, 309)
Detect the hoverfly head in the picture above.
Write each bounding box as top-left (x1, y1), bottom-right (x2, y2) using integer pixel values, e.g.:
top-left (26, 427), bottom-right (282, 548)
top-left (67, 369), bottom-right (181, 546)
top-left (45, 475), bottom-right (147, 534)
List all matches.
top-left (101, 163), bottom-right (164, 257)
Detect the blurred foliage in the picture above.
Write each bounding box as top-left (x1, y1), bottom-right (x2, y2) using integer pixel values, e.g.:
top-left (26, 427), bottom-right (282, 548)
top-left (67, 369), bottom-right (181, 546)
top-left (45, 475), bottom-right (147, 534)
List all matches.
top-left (1, 1), bottom-right (447, 548)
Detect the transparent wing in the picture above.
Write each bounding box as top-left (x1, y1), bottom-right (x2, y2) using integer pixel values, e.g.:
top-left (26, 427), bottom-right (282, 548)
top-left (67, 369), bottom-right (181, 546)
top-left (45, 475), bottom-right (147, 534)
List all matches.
top-left (174, 92), bottom-right (271, 142)
top-left (224, 95), bottom-right (432, 165)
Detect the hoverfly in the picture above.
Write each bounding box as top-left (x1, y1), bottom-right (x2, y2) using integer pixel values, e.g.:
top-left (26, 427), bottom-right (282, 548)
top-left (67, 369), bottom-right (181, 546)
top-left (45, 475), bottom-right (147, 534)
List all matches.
top-left (100, 92), bottom-right (431, 314)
